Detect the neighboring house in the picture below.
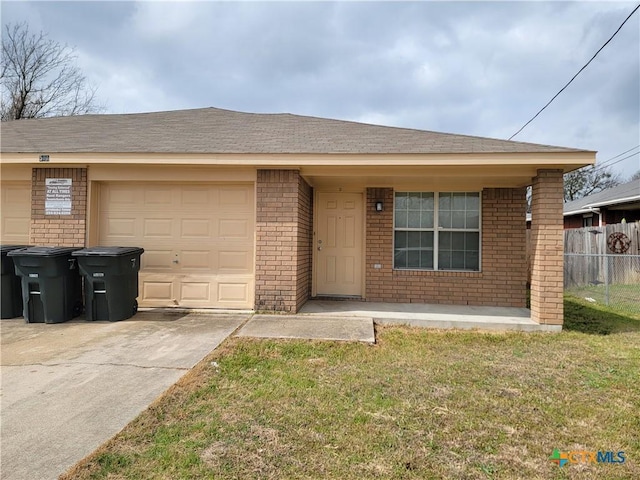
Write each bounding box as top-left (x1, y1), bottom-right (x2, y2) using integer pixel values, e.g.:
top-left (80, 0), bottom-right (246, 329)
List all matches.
top-left (564, 180), bottom-right (640, 228)
top-left (0, 107), bottom-right (595, 326)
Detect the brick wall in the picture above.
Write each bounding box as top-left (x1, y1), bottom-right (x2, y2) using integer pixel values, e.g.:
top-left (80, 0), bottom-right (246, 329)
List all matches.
top-left (30, 168), bottom-right (87, 247)
top-left (530, 169), bottom-right (564, 325)
top-left (254, 170), bottom-right (312, 312)
top-left (365, 187), bottom-right (527, 307)
top-left (296, 175), bottom-right (313, 311)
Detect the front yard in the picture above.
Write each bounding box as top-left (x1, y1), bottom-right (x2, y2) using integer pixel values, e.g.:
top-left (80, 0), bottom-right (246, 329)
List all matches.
top-left (63, 297), bottom-right (639, 479)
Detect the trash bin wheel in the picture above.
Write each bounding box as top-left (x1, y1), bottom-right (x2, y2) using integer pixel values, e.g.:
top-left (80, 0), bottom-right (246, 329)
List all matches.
top-left (72, 300), bottom-right (83, 317)
top-left (132, 299), bottom-right (138, 316)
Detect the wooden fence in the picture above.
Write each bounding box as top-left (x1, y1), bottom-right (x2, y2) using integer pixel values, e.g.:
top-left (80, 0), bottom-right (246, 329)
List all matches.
top-left (564, 222), bottom-right (640, 288)
top-left (564, 222), bottom-right (640, 256)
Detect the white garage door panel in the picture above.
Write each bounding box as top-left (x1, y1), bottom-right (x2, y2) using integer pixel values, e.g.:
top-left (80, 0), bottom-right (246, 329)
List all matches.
top-left (218, 282), bottom-right (250, 303)
top-left (140, 274), bottom-right (253, 308)
top-left (99, 183), bottom-right (254, 308)
top-left (0, 182), bottom-right (31, 244)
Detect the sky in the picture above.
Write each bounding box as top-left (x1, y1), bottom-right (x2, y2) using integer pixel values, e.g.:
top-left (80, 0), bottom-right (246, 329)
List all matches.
top-left (2, 1), bottom-right (639, 178)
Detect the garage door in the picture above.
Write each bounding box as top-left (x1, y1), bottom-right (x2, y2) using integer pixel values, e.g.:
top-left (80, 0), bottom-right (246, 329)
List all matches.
top-left (0, 181), bottom-right (31, 244)
top-left (98, 183), bottom-right (254, 308)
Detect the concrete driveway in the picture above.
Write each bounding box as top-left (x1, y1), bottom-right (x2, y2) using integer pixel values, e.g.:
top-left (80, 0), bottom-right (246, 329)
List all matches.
top-left (0, 311), bottom-right (249, 480)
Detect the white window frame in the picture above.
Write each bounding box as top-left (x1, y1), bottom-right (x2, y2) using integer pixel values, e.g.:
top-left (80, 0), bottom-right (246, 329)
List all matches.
top-left (393, 191), bottom-right (482, 272)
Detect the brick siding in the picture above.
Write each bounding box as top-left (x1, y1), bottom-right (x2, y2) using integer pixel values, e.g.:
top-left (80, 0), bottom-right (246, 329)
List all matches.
top-left (254, 170), bottom-right (312, 312)
top-left (30, 168), bottom-right (87, 247)
top-left (296, 175), bottom-right (313, 311)
top-left (530, 169), bottom-right (564, 325)
top-left (365, 187), bottom-right (527, 307)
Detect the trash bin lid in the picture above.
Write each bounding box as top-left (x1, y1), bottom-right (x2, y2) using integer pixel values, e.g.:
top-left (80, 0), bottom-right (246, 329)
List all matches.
top-left (1, 245), bottom-right (31, 255)
top-left (72, 246), bottom-right (144, 257)
top-left (7, 246), bottom-right (81, 257)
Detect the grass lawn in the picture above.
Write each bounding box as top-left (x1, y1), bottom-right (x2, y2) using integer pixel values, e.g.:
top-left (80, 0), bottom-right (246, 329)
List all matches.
top-left (63, 297), bottom-right (639, 480)
top-left (565, 284), bottom-right (640, 317)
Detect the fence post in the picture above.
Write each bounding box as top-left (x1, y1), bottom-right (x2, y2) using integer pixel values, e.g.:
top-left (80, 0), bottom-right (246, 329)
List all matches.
top-left (605, 254), bottom-right (610, 306)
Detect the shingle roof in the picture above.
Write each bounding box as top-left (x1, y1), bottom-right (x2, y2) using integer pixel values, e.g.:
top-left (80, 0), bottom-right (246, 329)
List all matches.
top-left (1, 107), bottom-right (591, 155)
top-left (564, 180), bottom-right (640, 215)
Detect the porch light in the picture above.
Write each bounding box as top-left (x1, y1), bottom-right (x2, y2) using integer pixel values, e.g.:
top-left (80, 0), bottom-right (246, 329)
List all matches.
top-left (375, 201), bottom-right (384, 212)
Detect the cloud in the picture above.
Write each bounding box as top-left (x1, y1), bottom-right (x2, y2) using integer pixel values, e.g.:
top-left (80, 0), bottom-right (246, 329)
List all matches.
top-left (2, 1), bottom-right (638, 176)
top-left (131, 0), bottom-right (203, 39)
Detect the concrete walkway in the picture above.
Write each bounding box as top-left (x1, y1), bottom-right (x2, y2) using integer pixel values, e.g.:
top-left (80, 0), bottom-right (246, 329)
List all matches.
top-left (299, 300), bottom-right (561, 332)
top-left (0, 312), bottom-right (248, 480)
top-left (236, 315), bottom-right (376, 343)
top-left (0, 302), bottom-right (554, 479)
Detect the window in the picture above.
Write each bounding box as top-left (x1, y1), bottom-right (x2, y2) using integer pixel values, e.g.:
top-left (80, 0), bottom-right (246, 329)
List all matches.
top-left (394, 192), bottom-right (480, 271)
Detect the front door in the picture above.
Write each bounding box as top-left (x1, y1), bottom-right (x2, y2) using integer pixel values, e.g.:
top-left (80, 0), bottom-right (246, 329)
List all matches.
top-left (316, 192), bottom-right (363, 296)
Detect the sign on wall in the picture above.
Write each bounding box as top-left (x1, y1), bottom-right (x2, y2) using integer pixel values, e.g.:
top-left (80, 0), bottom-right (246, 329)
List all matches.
top-left (45, 178), bottom-right (72, 215)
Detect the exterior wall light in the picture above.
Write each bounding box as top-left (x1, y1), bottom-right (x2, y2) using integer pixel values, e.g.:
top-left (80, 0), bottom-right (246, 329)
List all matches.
top-left (375, 201), bottom-right (384, 212)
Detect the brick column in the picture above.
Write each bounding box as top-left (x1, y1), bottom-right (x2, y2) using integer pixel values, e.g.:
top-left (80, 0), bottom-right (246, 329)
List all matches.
top-left (530, 169), bottom-right (564, 325)
top-left (295, 175), bottom-right (313, 310)
top-left (365, 188), bottom-right (394, 300)
top-left (30, 168), bottom-right (87, 247)
top-left (254, 170), bottom-right (312, 312)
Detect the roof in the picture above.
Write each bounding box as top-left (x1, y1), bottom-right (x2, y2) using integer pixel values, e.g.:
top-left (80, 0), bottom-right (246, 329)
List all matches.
top-left (0, 107), bottom-right (592, 155)
top-left (564, 180), bottom-right (640, 216)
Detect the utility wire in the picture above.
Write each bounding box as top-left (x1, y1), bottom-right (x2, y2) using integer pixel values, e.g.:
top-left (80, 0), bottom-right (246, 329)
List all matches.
top-left (591, 144), bottom-right (640, 169)
top-left (572, 145), bottom-right (640, 174)
top-left (577, 151), bottom-right (640, 178)
top-left (589, 152), bottom-right (639, 175)
top-left (510, 3), bottom-right (640, 140)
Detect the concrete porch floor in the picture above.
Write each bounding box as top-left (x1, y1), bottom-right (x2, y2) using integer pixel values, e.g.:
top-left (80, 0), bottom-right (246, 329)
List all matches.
top-left (299, 300), bottom-right (562, 332)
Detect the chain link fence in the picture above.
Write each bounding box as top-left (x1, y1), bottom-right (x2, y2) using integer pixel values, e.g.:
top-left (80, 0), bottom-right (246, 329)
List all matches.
top-left (564, 253), bottom-right (640, 316)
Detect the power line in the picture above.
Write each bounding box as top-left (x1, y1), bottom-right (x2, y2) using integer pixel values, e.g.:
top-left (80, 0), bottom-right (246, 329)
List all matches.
top-left (573, 145), bottom-right (639, 174)
top-left (594, 144), bottom-right (640, 169)
top-left (509, 3), bottom-right (640, 140)
top-left (594, 152), bottom-right (639, 173)
top-left (581, 151), bottom-right (640, 176)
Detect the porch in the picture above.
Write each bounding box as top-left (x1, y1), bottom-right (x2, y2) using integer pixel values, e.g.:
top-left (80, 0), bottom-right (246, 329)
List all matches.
top-left (299, 300), bottom-right (560, 332)
top-left (255, 168), bottom-right (568, 328)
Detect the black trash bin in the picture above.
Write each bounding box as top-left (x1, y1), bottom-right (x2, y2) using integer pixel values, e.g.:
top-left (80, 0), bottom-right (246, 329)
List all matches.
top-left (8, 247), bottom-right (83, 323)
top-left (72, 247), bottom-right (144, 321)
top-left (1, 245), bottom-right (30, 319)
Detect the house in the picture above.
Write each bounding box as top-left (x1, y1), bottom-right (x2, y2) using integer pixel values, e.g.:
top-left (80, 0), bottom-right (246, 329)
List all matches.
top-left (563, 180), bottom-right (640, 228)
top-left (0, 107), bottom-right (595, 327)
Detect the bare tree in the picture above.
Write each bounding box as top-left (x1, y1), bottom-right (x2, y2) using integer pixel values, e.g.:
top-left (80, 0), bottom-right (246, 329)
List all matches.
top-left (631, 170), bottom-right (640, 181)
top-left (1, 22), bottom-right (101, 121)
top-left (564, 165), bottom-right (621, 202)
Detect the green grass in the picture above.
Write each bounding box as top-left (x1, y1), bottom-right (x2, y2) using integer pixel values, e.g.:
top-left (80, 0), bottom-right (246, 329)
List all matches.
top-left (564, 293), bottom-right (640, 334)
top-left (566, 284), bottom-right (640, 317)
top-left (62, 300), bottom-right (640, 480)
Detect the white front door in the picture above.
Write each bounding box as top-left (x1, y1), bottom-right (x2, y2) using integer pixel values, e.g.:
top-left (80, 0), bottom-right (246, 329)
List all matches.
top-left (316, 192), bottom-right (363, 296)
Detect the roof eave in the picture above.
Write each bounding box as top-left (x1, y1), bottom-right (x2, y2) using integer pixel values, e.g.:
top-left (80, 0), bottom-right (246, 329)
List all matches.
top-left (564, 208), bottom-right (598, 216)
top-left (564, 195), bottom-right (640, 215)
